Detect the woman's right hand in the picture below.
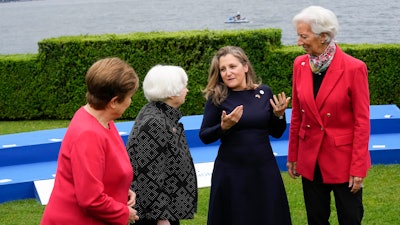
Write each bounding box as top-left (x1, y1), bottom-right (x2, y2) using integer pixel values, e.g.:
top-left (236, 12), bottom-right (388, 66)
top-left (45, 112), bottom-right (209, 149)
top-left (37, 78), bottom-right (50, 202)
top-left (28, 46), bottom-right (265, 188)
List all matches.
top-left (287, 161), bottom-right (299, 179)
top-left (128, 207), bottom-right (139, 224)
top-left (221, 105), bottom-right (243, 130)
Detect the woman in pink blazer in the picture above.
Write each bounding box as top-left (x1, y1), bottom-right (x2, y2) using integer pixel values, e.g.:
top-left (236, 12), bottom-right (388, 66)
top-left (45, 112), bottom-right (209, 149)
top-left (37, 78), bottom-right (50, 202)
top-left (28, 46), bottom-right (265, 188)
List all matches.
top-left (287, 6), bottom-right (371, 225)
top-left (41, 58), bottom-right (140, 225)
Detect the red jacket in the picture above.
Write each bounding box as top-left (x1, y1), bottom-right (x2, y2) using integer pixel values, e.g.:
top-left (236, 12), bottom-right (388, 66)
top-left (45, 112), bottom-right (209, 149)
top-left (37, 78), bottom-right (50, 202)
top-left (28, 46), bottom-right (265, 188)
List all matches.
top-left (288, 46), bottom-right (371, 184)
top-left (41, 108), bottom-right (133, 225)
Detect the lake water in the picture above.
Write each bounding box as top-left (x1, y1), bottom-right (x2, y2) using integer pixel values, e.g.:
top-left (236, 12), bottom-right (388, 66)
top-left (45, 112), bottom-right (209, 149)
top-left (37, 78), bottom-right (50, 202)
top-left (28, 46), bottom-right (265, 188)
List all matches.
top-left (1, 0), bottom-right (399, 54)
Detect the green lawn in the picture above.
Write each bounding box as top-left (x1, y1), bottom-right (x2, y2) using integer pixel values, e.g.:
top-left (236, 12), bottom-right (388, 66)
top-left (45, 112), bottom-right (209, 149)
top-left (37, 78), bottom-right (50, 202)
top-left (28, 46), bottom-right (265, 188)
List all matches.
top-left (0, 121), bottom-right (399, 224)
top-left (0, 120), bottom-right (70, 135)
top-left (1, 165), bottom-right (399, 225)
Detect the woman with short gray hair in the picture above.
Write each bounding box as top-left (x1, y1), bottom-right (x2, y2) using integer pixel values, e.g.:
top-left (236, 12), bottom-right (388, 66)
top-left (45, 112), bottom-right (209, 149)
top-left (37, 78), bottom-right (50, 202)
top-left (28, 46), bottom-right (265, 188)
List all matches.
top-left (292, 5), bottom-right (339, 44)
top-left (287, 6), bottom-right (371, 225)
top-left (126, 65), bottom-right (197, 225)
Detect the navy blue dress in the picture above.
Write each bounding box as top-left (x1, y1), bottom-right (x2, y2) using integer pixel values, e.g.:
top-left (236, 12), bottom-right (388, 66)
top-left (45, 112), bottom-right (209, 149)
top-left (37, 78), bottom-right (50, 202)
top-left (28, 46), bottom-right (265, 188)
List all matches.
top-left (199, 85), bottom-right (292, 225)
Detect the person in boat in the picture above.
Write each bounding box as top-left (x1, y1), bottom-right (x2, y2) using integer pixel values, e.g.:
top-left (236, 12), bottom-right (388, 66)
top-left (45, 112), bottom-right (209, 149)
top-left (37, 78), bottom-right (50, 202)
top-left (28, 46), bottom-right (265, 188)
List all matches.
top-left (235, 12), bottom-right (241, 21)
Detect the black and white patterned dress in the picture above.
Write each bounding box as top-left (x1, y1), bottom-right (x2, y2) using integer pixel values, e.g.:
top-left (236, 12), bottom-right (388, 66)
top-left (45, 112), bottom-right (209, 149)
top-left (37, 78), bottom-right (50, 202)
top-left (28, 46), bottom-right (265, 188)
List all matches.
top-left (126, 101), bottom-right (197, 222)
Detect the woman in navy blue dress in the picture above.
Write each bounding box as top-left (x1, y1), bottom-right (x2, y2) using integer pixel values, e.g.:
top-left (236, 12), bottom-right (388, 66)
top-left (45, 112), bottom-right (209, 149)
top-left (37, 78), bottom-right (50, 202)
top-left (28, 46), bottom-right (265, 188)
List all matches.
top-left (199, 46), bottom-right (292, 225)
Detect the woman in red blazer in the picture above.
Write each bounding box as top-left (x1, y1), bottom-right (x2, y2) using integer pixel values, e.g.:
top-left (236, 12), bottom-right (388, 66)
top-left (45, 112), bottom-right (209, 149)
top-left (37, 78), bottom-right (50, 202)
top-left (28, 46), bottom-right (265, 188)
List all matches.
top-left (287, 6), bottom-right (371, 225)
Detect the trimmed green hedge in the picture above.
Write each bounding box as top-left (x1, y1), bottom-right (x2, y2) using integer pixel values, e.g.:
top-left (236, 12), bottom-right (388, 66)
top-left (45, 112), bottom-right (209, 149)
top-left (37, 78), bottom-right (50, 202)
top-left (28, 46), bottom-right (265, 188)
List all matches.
top-left (0, 54), bottom-right (43, 119)
top-left (0, 29), bottom-right (398, 120)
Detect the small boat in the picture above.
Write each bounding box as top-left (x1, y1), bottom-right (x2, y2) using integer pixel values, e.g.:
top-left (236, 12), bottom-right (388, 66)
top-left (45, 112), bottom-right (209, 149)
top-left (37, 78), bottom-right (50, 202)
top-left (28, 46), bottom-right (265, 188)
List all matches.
top-left (224, 12), bottom-right (249, 23)
top-left (224, 16), bottom-right (250, 23)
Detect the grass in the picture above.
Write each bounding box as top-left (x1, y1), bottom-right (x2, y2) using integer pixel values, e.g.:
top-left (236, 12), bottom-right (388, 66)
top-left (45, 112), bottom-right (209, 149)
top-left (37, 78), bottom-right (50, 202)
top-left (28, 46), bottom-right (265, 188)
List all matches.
top-left (0, 120), bottom-right (70, 135)
top-left (1, 121), bottom-right (399, 225)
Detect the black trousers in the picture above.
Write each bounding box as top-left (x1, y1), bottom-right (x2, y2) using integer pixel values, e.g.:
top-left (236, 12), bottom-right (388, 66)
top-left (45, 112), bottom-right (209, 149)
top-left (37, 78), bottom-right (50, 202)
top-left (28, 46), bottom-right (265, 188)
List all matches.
top-left (302, 164), bottom-right (364, 225)
top-left (132, 219), bottom-right (180, 225)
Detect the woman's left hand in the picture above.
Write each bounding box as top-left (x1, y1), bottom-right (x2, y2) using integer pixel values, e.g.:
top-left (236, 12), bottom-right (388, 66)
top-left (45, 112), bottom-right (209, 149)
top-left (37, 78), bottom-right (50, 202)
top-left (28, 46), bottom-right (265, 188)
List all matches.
top-left (349, 176), bottom-right (364, 193)
top-left (270, 92), bottom-right (291, 117)
top-left (127, 190), bottom-right (136, 207)
top-left (157, 220), bottom-right (171, 225)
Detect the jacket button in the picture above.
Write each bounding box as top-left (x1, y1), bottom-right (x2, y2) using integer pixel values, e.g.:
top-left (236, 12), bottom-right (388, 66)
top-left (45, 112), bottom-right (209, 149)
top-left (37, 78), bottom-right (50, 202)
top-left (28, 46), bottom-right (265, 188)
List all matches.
top-left (320, 126), bottom-right (324, 130)
top-left (301, 109), bottom-right (305, 113)
top-left (306, 125), bottom-right (311, 128)
top-left (327, 113), bottom-right (331, 117)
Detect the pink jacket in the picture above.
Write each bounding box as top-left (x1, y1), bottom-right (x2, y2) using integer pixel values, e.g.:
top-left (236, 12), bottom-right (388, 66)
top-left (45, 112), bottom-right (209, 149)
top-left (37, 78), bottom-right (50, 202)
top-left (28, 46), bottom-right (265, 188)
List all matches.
top-left (41, 108), bottom-right (133, 225)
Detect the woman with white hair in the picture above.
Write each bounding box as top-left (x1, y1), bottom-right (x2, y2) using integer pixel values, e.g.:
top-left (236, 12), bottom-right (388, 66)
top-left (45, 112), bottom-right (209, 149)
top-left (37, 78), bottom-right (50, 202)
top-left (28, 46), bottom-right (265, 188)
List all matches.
top-left (126, 65), bottom-right (197, 225)
top-left (287, 6), bottom-right (371, 225)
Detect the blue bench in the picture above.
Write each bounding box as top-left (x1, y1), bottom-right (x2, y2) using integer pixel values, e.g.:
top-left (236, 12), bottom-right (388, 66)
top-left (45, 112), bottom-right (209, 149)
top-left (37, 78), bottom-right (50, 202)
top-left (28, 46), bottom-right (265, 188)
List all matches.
top-left (0, 105), bottom-right (399, 204)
